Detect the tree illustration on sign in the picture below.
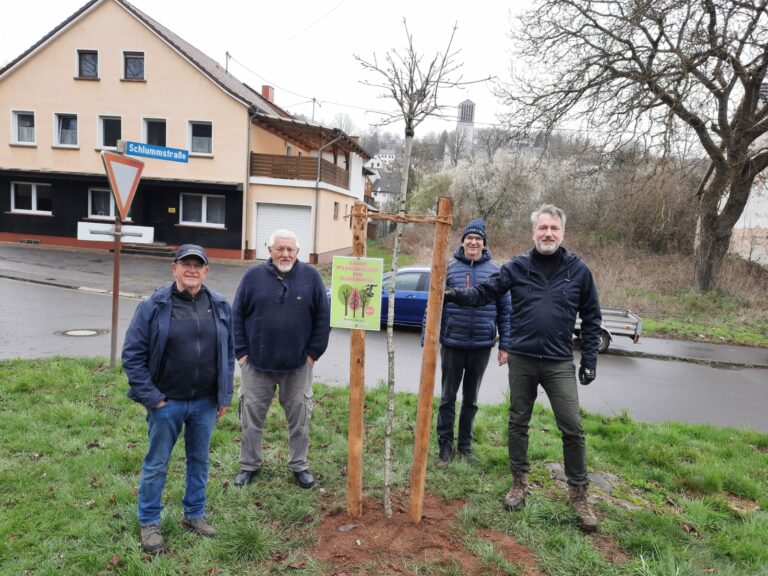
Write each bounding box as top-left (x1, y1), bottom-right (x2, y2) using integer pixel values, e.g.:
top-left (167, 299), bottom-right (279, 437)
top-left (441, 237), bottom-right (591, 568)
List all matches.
top-left (338, 285), bottom-right (352, 317)
top-left (349, 288), bottom-right (362, 318)
top-left (359, 283), bottom-right (377, 315)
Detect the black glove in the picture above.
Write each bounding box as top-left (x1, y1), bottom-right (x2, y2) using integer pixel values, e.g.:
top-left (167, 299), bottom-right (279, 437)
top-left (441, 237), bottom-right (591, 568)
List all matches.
top-left (444, 287), bottom-right (457, 302)
top-left (578, 366), bottom-right (596, 386)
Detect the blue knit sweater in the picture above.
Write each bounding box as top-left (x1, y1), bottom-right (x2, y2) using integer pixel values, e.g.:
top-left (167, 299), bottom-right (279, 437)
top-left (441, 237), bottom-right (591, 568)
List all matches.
top-left (233, 260), bottom-right (330, 372)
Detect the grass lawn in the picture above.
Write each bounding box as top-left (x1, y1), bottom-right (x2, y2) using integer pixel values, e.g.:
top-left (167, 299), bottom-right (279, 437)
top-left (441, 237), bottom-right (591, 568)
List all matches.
top-left (1, 357), bottom-right (767, 575)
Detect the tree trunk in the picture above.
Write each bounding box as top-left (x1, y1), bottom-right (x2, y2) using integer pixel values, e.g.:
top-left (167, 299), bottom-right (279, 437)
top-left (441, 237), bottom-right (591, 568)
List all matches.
top-left (694, 168), bottom-right (755, 292)
top-left (383, 132), bottom-right (414, 518)
top-left (694, 216), bottom-right (732, 292)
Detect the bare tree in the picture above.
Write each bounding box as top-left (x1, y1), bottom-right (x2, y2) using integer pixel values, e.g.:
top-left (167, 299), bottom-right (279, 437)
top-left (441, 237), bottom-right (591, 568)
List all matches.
top-left (444, 128), bottom-right (470, 166)
top-left (356, 19), bottom-right (462, 517)
top-left (498, 0), bottom-right (768, 291)
top-left (331, 112), bottom-right (357, 136)
top-left (474, 126), bottom-right (513, 162)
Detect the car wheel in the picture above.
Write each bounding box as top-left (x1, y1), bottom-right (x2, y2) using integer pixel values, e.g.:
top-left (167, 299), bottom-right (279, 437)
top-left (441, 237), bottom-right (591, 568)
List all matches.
top-left (597, 330), bottom-right (610, 353)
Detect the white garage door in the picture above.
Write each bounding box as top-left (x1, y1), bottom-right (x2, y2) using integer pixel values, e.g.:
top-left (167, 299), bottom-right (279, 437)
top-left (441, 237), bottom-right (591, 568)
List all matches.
top-left (254, 203), bottom-right (312, 260)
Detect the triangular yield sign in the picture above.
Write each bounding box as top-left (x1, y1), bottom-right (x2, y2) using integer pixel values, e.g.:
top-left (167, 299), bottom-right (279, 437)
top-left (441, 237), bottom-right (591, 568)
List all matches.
top-left (101, 151), bottom-right (144, 221)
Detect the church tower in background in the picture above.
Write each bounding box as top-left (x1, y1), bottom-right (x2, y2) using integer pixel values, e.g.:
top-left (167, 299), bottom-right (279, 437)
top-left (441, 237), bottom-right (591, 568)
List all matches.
top-left (457, 99), bottom-right (476, 146)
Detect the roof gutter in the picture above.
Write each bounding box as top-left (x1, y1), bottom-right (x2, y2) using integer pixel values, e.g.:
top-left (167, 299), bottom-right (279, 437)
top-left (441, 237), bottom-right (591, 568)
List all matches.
top-left (312, 132), bottom-right (344, 262)
top-left (243, 109), bottom-right (259, 259)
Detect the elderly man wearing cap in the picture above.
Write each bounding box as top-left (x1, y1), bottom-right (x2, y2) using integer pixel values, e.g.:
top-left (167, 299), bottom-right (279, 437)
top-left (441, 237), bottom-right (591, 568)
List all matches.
top-left (122, 244), bottom-right (235, 553)
top-left (433, 219), bottom-right (511, 468)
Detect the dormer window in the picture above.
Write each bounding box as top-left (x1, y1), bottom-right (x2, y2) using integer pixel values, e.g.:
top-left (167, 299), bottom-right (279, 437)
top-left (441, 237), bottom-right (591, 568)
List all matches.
top-left (77, 50), bottom-right (98, 79)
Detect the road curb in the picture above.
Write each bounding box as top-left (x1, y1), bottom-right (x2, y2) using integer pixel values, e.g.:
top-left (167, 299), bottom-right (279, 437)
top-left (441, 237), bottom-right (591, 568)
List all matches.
top-left (0, 272), bottom-right (145, 300)
top-left (78, 286), bottom-right (145, 300)
top-left (604, 348), bottom-right (768, 370)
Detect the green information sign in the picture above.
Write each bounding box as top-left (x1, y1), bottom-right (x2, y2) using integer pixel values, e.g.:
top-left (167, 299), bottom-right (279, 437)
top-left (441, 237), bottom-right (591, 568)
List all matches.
top-left (329, 256), bottom-right (384, 330)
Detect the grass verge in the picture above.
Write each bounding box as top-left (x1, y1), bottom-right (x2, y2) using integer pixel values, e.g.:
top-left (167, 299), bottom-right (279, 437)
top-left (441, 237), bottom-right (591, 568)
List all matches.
top-left (2, 357), bottom-right (765, 575)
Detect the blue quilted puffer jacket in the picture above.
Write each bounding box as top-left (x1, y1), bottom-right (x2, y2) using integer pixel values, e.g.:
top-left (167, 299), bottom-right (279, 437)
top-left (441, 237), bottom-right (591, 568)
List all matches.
top-left (439, 246), bottom-right (512, 350)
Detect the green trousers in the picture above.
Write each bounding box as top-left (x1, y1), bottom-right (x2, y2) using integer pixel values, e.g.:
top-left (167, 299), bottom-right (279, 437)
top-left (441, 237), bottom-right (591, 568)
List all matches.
top-left (506, 354), bottom-right (588, 486)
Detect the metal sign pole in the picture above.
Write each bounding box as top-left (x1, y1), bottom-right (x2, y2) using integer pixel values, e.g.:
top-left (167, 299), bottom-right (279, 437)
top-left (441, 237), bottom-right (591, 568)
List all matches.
top-left (109, 218), bottom-right (122, 368)
top-left (100, 144), bottom-right (144, 369)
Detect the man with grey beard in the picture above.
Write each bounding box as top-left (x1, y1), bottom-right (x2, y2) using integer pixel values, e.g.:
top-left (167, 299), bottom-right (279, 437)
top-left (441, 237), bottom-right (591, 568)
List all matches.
top-left (445, 204), bottom-right (602, 532)
top-left (232, 230), bottom-right (330, 489)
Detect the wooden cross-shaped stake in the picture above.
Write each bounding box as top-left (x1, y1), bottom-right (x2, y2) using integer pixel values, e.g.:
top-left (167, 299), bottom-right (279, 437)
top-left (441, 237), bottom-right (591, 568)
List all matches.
top-left (346, 197), bottom-right (453, 522)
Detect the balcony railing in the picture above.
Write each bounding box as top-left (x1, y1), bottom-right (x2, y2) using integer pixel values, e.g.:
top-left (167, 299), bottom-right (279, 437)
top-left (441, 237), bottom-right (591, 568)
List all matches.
top-left (250, 153), bottom-right (349, 190)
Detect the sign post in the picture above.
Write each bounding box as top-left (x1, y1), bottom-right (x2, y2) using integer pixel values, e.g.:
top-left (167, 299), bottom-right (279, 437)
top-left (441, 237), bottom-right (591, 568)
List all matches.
top-left (100, 150), bottom-right (144, 367)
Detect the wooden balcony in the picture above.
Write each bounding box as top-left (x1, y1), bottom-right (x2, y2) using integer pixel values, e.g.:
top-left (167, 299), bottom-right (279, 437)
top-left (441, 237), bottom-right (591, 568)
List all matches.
top-left (250, 153), bottom-right (350, 190)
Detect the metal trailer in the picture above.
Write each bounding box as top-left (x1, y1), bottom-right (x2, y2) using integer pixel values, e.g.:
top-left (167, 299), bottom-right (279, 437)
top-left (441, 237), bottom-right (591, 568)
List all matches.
top-left (574, 307), bottom-right (642, 353)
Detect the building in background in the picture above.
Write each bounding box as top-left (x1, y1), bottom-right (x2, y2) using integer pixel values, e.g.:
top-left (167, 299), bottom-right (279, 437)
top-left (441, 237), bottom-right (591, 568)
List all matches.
top-left (0, 0), bottom-right (370, 262)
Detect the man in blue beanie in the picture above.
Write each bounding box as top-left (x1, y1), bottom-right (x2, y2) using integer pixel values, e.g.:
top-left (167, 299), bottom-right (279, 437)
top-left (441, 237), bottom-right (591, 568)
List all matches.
top-left (434, 219), bottom-right (511, 468)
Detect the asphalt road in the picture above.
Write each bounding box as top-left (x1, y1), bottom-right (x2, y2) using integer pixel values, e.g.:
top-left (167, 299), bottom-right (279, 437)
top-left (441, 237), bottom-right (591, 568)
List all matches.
top-left (2, 277), bottom-right (767, 432)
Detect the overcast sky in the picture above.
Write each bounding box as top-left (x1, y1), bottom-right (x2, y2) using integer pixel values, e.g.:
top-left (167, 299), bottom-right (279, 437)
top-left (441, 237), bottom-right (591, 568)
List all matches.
top-left (1, 0), bottom-right (528, 137)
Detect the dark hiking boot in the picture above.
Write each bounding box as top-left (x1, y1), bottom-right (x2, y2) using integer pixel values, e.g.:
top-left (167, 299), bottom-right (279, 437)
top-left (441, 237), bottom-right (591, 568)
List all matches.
top-left (181, 516), bottom-right (216, 537)
top-left (436, 442), bottom-right (453, 469)
top-left (456, 447), bottom-right (476, 463)
top-left (568, 484), bottom-right (599, 533)
top-left (140, 524), bottom-right (164, 553)
top-left (503, 472), bottom-right (529, 511)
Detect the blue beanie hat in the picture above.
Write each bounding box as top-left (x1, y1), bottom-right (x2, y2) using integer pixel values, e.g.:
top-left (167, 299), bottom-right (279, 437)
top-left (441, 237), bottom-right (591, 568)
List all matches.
top-left (462, 219), bottom-right (487, 244)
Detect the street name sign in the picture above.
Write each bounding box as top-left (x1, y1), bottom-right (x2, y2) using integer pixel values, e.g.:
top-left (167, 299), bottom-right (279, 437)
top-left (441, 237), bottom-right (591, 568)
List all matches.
top-left (101, 151), bottom-right (144, 222)
top-left (126, 141), bottom-right (189, 163)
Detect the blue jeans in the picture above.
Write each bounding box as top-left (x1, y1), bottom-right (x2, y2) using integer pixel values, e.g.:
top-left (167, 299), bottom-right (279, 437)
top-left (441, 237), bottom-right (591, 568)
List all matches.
top-left (137, 397), bottom-right (218, 526)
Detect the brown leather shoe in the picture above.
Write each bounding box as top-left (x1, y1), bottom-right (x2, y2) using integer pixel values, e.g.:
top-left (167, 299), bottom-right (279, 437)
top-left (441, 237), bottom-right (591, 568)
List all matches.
top-left (140, 524), bottom-right (164, 553)
top-left (568, 484), bottom-right (599, 532)
top-left (503, 472), bottom-right (529, 511)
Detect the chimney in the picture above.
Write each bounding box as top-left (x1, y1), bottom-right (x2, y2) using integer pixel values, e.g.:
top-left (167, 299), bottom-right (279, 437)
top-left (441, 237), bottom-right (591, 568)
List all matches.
top-left (261, 85), bottom-right (274, 102)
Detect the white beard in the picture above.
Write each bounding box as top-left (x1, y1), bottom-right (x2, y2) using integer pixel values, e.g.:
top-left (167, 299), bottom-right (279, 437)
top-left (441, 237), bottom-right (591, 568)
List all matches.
top-left (276, 261), bottom-right (295, 273)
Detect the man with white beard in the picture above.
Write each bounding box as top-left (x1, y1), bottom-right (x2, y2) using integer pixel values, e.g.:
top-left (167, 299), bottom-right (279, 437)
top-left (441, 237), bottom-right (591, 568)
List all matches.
top-left (232, 230), bottom-right (330, 489)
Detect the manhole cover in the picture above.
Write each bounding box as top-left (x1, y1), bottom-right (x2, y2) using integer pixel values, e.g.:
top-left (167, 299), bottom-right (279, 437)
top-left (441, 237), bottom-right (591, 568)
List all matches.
top-left (58, 329), bottom-right (108, 337)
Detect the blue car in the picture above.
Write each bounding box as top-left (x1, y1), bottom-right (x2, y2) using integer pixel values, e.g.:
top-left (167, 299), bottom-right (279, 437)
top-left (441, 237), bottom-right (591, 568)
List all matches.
top-left (327, 265), bottom-right (431, 327)
top-left (379, 266), bottom-right (431, 326)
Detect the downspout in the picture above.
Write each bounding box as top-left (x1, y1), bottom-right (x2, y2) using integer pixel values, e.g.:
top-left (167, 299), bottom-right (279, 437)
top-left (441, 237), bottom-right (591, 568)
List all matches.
top-left (312, 132), bottom-right (343, 263)
top-left (244, 109), bottom-right (258, 259)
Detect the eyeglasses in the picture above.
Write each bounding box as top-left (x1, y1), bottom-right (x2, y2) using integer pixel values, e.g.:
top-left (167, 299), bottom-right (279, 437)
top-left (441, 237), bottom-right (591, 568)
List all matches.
top-left (464, 235), bottom-right (483, 243)
top-left (271, 247), bottom-right (297, 255)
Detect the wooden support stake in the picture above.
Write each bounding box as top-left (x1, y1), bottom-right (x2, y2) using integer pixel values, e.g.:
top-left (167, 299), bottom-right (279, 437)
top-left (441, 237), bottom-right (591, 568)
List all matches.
top-left (408, 197), bottom-right (453, 522)
top-left (347, 201), bottom-right (368, 517)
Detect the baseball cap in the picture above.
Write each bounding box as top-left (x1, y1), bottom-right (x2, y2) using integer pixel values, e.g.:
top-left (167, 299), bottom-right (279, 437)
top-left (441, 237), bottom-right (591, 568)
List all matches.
top-left (174, 244), bottom-right (208, 265)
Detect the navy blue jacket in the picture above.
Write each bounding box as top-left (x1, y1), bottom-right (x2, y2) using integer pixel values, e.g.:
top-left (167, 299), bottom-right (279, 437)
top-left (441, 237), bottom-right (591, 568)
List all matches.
top-left (440, 246), bottom-right (512, 350)
top-left (233, 260), bottom-right (330, 372)
top-left (122, 283), bottom-right (235, 410)
top-left (452, 247), bottom-right (602, 368)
